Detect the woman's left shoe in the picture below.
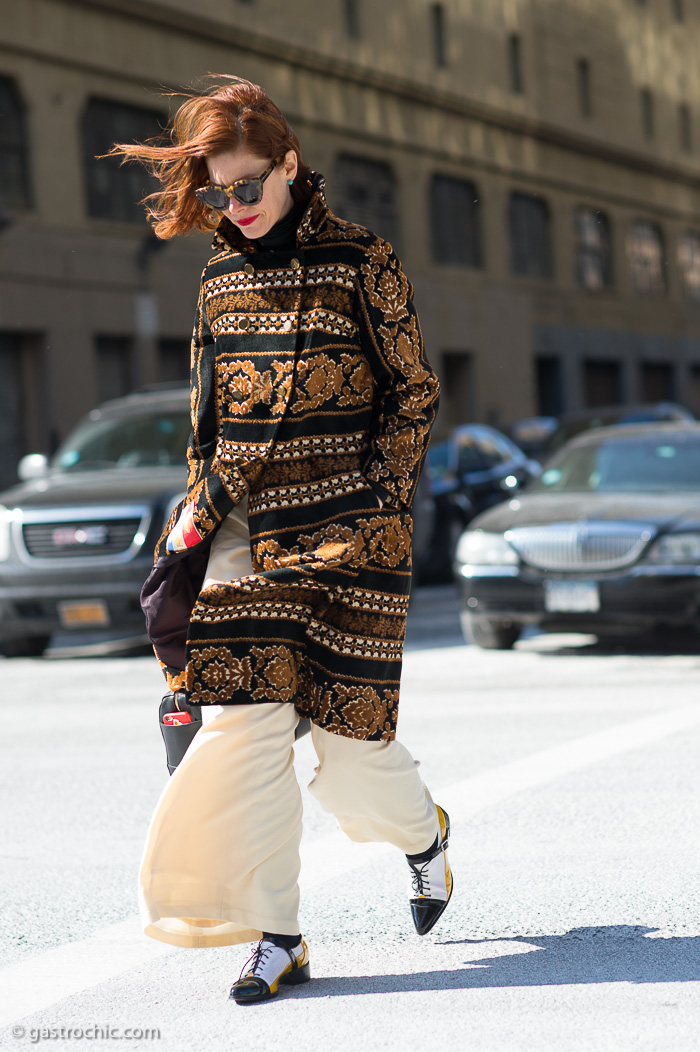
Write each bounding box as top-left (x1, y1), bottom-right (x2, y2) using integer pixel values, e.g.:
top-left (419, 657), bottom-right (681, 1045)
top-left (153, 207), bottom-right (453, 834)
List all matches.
top-left (230, 937), bottom-right (311, 1005)
top-left (407, 804), bottom-right (454, 936)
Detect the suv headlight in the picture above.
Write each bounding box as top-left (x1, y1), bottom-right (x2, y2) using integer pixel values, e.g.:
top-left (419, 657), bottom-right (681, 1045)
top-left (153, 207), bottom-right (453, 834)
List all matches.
top-left (644, 532), bottom-right (700, 564)
top-left (0, 505), bottom-right (11, 562)
top-left (455, 530), bottom-right (519, 566)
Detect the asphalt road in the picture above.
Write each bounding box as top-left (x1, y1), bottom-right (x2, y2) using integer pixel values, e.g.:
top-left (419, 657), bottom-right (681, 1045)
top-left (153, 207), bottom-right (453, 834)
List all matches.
top-left (1, 586), bottom-right (700, 1051)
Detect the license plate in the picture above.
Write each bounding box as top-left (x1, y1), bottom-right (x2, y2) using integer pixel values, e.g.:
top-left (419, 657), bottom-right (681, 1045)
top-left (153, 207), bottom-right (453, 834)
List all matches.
top-left (543, 580), bottom-right (600, 613)
top-left (57, 600), bottom-right (110, 628)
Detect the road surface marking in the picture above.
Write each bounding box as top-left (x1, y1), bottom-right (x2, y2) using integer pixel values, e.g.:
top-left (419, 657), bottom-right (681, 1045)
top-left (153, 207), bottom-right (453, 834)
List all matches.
top-left (1, 700), bottom-right (699, 1027)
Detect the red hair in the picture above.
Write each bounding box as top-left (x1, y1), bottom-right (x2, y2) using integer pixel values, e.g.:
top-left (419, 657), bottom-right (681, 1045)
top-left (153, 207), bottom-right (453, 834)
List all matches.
top-left (109, 76), bottom-right (313, 238)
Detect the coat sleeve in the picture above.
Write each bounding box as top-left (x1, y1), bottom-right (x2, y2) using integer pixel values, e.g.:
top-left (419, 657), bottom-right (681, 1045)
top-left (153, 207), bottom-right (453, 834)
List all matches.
top-left (157, 275), bottom-right (247, 558)
top-left (356, 237), bottom-right (440, 510)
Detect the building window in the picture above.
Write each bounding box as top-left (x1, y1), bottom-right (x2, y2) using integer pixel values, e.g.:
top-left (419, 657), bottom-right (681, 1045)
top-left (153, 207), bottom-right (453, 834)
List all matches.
top-left (641, 362), bottom-right (674, 402)
top-left (430, 176), bottom-right (482, 268)
top-left (0, 333), bottom-right (27, 487)
top-left (344, 0), bottom-right (360, 38)
top-left (0, 76), bottom-right (31, 211)
top-left (343, 0), bottom-right (360, 37)
top-left (679, 103), bottom-right (692, 151)
top-left (583, 360), bottom-right (622, 407)
top-left (690, 365), bottom-right (700, 414)
top-left (83, 98), bottom-right (165, 223)
top-left (575, 207), bottom-right (612, 289)
top-left (0, 331), bottom-right (50, 485)
top-left (627, 220), bottom-right (666, 295)
top-left (536, 356), bottom-right (563, 417)
top-left (577, 58), bottom-right (592, 117)
top-left (640, 88), bottom-right (654, 139)
top-left (678, 230), bottom-right (700, 300)
top-left (431, 4), bottom-right (447, 67)
top-left (508, 33), bottom-right (523, 94)
top-left (95, 336), bottom-right (133, 403)
top-left (441, 352), bottom-right (475, 427)
top-left (509, 192), bottom-right (552, 279)
top-left (672, 0), bottom-right (684, 21)
top-left (159, 338), bottom-right (190, 383)
top-left (333, 154), bottom-right (401, 248)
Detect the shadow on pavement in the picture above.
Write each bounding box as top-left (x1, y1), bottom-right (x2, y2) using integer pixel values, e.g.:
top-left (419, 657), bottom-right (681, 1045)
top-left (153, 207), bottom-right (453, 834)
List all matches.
top-left (295, 926), bottom-right (700, 996)
top-left (529, 631), bottom-right (700, 658)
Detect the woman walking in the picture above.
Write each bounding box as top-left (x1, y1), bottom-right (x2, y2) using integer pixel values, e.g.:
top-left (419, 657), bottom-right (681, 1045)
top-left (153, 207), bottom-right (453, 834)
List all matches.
top-left (115, 76), bottom-right (451, 1005)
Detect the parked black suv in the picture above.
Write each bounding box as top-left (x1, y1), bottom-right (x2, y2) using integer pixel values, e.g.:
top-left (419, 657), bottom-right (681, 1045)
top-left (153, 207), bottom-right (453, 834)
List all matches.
top-left (0, 385), bottom-right (190, 656)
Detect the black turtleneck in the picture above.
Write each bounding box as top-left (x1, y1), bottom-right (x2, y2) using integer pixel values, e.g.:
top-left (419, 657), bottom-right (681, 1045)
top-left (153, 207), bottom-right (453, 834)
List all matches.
top-left (254, 198), bottom-right (306, 251)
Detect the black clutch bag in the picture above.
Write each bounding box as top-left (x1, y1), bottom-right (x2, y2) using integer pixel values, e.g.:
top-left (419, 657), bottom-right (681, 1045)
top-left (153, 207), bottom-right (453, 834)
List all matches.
top-left (159, 692), bottom-right (202, 775)
top-left (159, 692), bottom-right (312, 775)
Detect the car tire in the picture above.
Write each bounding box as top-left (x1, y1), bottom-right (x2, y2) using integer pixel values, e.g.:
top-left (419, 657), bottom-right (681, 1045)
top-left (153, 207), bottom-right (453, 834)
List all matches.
top-left (0, 636), bottom-right (51, 658)
top-left (460, 612), bottom-right (520, 650)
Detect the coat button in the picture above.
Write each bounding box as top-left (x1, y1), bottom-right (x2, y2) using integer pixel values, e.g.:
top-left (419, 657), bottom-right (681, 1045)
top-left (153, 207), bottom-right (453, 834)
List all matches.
top-left (290, 258), bottom-right (301, 270)
top-left (238, 318), bottom-right (250, 331)
top-left (282, 319), bottom-right (293, 331)
top-left (244, 263), bottom-right (255, 276)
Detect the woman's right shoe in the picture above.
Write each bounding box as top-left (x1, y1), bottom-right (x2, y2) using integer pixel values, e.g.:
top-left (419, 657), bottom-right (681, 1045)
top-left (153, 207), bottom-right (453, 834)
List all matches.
top-left (230, 937), bottom-right (310, 1005)
top-left (407, 804), bottom-right (454, 936)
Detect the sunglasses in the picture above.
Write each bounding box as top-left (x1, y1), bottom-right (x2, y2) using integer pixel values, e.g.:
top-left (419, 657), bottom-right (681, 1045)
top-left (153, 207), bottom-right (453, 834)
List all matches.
top-left (194, 157), bottom-right (281, 210)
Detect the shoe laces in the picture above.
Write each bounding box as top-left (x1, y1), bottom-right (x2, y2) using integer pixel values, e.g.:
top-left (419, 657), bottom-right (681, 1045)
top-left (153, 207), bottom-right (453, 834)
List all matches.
top-left (408, 848), bottom-right (442, 898)
top-left (240, 940), bottom-right (277, 979)
top-left (240, 939), bottom-right (296, 980)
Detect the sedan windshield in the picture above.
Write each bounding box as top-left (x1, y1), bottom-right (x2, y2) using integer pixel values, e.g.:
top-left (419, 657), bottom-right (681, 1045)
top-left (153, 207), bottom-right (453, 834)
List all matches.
top-left (53, 411), bottom-right (191, 472)
top-left (532, 433), bottom-right (700, 493)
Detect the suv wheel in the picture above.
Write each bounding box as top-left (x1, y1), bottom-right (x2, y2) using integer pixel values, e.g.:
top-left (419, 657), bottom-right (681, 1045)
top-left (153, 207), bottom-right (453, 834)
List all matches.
top-left (0, 636), bottom-right (50, 658)
top-left (460, 612), bottom-right (520, 650)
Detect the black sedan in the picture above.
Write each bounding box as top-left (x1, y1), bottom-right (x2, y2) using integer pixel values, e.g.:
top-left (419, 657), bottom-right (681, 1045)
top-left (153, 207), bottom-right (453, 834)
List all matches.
top-left (454, 422), bottom-right (700, 648)
top-left (419, 424), bottom-right (542, 582)
top-left (0, 385), bottom-right (190, 656)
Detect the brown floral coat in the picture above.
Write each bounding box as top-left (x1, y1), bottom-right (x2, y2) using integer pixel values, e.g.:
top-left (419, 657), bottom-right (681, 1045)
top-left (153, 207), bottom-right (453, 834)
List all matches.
top-left (141, 175), bottom-right (439, 741)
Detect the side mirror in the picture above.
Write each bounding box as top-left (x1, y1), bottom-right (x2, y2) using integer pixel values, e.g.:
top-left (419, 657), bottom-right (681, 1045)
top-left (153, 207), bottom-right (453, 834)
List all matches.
top-left (18, 453), bottom-right (49, 481)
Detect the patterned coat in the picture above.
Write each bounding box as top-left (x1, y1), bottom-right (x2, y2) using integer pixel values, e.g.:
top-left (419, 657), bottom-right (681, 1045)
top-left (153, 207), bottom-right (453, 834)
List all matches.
top-left (142, 175), bottom-right (439, 741)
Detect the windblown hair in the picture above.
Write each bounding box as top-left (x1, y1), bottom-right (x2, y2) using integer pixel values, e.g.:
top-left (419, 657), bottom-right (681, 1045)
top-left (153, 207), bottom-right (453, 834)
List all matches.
top-left (109, 76), bottom-right (313, 239)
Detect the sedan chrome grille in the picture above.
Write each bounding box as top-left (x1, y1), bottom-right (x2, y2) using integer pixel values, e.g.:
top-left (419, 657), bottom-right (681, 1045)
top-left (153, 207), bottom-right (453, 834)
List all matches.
top-left (505, 522), bottom-right (655, 571)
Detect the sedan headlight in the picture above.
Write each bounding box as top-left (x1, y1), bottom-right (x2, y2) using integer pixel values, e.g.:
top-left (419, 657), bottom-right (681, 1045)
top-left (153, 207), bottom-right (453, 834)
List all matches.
top-left (0, 505), bottom-right (11, 562)
top-left (455, 530), bottom-right (519, 566)
top-left (644, 532), bottom-right (700, 565)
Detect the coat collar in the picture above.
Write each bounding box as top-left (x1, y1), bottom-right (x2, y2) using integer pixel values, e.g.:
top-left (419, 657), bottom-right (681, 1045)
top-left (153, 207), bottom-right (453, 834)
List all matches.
top-left (212, 172), bottom-right (330, 255)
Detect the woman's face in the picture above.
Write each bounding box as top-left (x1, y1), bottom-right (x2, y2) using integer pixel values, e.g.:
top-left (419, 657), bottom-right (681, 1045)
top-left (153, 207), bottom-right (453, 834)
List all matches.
top-left (205, 146), bottom-right (298, 238)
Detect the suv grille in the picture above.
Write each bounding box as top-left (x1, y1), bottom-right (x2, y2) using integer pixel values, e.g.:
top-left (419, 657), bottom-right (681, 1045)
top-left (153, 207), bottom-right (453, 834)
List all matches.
top-left (506, 522), bottom-right (654, 571)
top-left (22, 517), bottom-right (143, 560)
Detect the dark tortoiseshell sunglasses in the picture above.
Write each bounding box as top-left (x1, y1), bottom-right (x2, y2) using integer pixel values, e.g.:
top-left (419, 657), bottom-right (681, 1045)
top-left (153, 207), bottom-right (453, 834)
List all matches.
top-left (194, 157), bottom-right (281, 210)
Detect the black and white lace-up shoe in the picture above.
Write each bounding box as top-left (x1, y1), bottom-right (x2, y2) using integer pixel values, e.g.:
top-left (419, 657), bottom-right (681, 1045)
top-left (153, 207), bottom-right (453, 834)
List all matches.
top-left (229, 936), bottom-right (310, 1005)
top-left (407, 804), bottom-right (453, 936)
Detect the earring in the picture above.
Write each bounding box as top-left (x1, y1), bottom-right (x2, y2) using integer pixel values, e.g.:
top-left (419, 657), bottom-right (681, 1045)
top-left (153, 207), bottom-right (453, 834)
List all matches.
top-left (288, 178), bottom-right (294, 185)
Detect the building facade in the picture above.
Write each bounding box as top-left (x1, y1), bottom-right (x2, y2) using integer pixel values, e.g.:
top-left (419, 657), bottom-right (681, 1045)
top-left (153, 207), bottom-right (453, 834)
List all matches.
top-left (2, 0), bottom-right (700, 486)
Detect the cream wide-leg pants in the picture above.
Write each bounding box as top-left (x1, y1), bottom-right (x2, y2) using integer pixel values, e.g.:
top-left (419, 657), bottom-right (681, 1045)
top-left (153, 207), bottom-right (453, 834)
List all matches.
top-left (138, 500), bottom-right (439, 948)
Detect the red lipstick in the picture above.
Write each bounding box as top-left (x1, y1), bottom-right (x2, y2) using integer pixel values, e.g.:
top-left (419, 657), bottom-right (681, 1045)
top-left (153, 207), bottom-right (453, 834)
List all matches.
top-left (237, 215), bottom-right (260, 227)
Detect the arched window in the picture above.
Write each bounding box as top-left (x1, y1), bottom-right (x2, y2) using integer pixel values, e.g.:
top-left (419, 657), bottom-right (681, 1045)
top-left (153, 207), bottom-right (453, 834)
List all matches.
top-left (678, 230), bottom-right (700, 300)
top-left (0, 76), bottom-right (31, 210)
top-left (627, 220), bottom-right (666, 295)
top-left (82, 97), bottom-right (165, 223)
top-left (510, 192), bottom-right (552, 278)
top-left (575, 207), bottom-right (612, 289)
top-left (333, 154), bottom-right (401, 249)
top-left (431, 176), bottom-right (482, 268)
